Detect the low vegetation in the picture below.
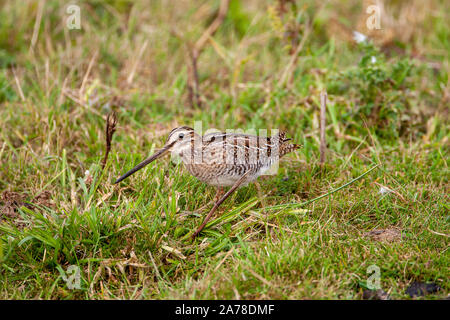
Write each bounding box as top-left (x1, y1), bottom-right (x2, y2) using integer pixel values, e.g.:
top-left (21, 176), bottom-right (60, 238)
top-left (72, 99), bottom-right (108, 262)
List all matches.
top-left (0, 0), bottom-right (448, 299)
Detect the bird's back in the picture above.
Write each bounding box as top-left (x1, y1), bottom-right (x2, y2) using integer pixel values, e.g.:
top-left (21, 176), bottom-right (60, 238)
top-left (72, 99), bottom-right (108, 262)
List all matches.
top-left (184, 130), bottom-right (299, 187)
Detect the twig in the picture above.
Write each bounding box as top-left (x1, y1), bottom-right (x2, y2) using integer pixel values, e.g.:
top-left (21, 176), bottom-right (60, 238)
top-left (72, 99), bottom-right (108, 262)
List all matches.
top-left (11, 68), bottom-right (25, 102)
top-left (186, 49), bottom-right (200, 107)
top-left (279, 23), bottom-right (311, 86)
top-left (213, 248), bottom-right (234, 272)
top-left (148, 250), bottom-right (167, 284)
top-left (186, 0), bottom-right (230, 107)
top-left (193, 0), bottom-right (230, 55)
top-left (320, 90), bottom-right (327, 165)
top-left (30, 0), bottom-right (44, 52)
top-left (79, 51), bottom-right (98, 99)
top-left (427, 228), bottom-right (450, 238)
top-left (127, 40), bottom-right (149, 85)
top-left (101, 111), bottom-right (118, 171)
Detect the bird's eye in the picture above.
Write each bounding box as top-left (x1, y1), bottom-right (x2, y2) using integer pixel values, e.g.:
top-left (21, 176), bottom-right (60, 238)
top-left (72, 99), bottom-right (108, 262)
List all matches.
top-left (178, 133), bottom-right (185, 139)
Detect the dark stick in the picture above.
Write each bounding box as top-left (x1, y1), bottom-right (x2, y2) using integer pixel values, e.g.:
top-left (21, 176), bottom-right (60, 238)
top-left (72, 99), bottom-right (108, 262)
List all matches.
top-left (192, 171), bottom-right (250, 239)
top-left (101, 111), bottom-right (117, 171)
top-left (187, 51), bottom-right (200, 107)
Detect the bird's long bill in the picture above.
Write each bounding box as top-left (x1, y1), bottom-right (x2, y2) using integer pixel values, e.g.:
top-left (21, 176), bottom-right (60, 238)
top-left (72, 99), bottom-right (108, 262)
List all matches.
top-left (114, 145), bottom-right (172, 184)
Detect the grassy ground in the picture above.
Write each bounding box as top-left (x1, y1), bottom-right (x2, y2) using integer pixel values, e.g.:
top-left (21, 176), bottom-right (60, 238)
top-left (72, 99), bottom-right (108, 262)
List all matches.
top-left (0, 0), bottom-right (448, 299)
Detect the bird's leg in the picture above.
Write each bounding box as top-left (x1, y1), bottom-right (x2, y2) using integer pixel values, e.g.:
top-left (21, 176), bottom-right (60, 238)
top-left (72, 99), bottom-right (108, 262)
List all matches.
top-left (192, 172), bottom-right (251, 239)
top-left (213, 186), bottom-right (224, 203)
top-left (189, 187), bottom-right (224, 214)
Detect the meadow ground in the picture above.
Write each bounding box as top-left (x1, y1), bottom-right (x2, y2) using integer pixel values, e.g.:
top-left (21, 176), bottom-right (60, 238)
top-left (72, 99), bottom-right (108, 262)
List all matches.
top-left (0, 0), bottom-right (448, 299)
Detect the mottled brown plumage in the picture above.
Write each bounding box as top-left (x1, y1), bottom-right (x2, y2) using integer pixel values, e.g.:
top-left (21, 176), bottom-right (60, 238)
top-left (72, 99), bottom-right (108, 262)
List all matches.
top-left (115, 126), bottom-right (300, 238)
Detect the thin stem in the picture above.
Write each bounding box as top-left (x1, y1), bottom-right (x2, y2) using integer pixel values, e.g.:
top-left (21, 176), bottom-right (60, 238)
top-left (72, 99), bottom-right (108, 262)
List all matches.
top-left (265, 164), bottom-right (380, 211)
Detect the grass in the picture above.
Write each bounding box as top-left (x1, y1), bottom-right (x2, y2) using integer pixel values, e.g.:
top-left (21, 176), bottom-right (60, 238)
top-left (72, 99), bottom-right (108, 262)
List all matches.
top-left (0, 0), bottom-right (449, 299)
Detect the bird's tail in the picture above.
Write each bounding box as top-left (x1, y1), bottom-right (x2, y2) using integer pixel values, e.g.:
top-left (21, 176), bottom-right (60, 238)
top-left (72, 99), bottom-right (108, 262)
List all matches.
top-left (276, 131), bottom-right (301, 157)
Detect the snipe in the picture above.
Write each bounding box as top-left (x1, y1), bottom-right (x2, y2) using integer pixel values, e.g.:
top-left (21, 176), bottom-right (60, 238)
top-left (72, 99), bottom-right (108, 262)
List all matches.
top-left (115, 126), bottom-right (300, 238)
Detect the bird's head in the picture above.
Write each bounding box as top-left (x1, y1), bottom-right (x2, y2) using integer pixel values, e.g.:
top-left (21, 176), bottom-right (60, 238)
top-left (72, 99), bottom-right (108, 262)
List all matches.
top-left (114, 126), bottom-right (197, 184)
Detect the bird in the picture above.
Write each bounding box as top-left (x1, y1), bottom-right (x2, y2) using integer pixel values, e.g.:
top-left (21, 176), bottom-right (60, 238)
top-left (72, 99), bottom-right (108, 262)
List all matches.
top-left (114, 126), bottom-right (300, 238)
